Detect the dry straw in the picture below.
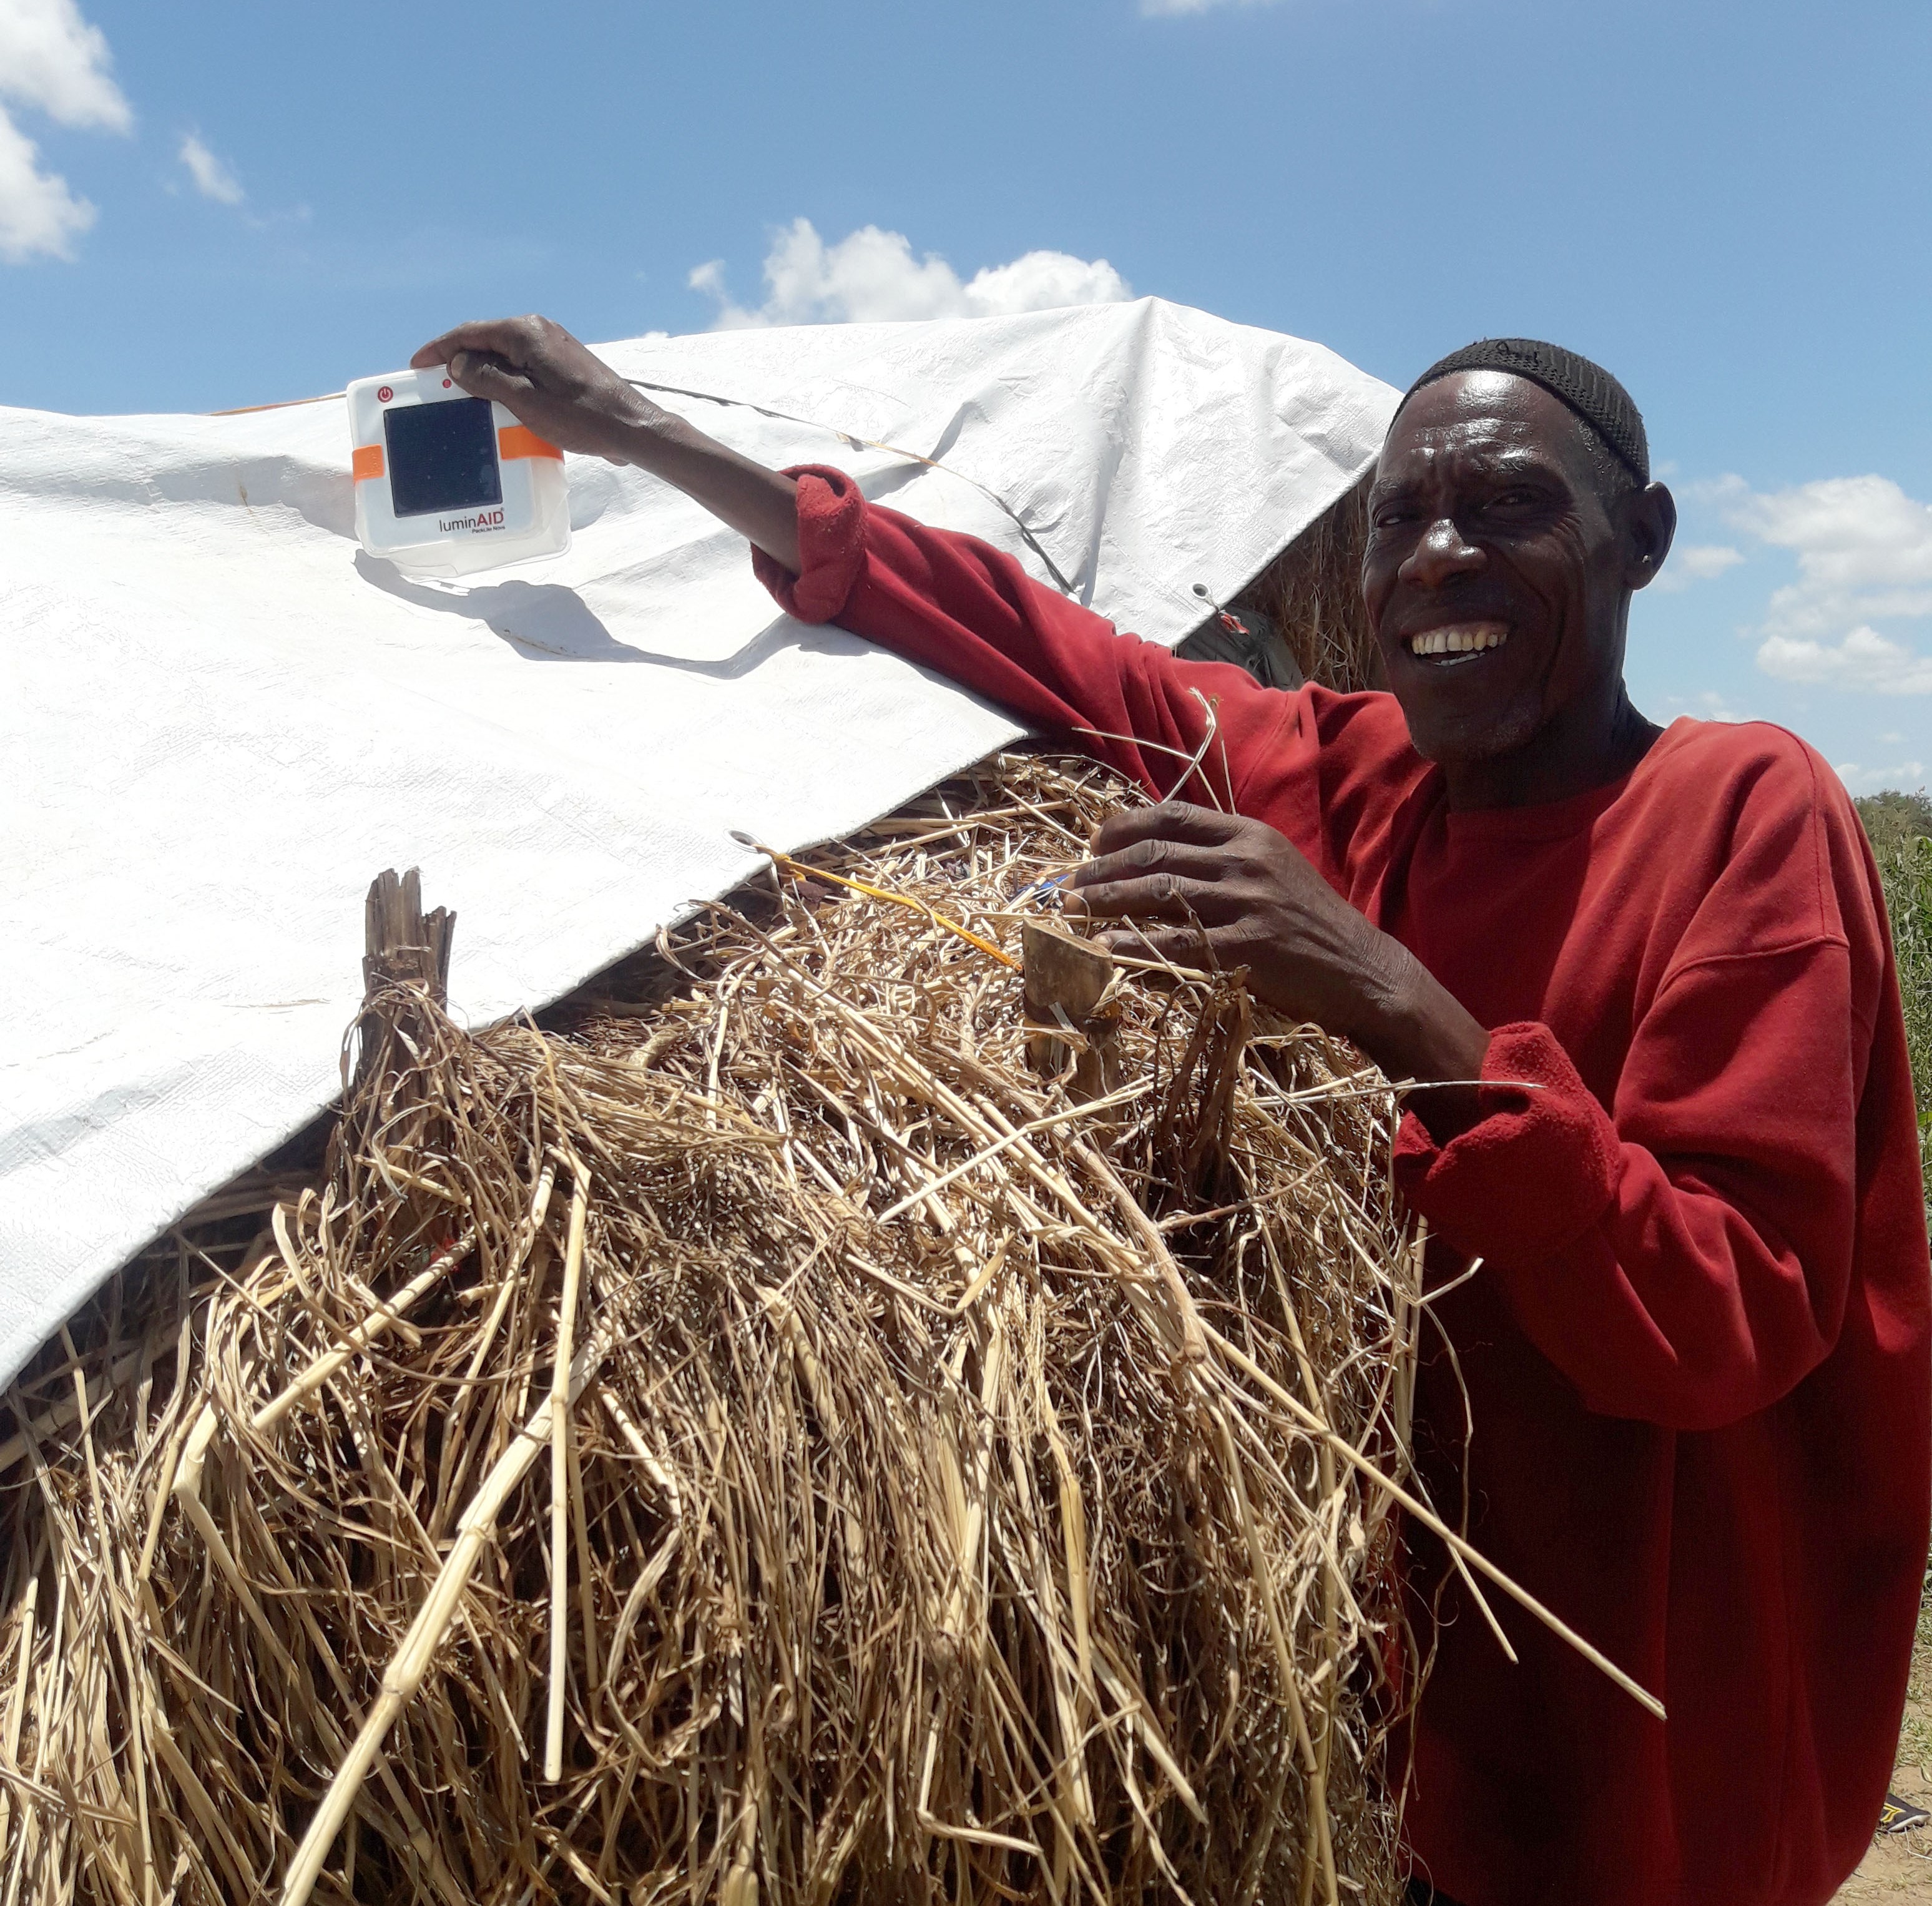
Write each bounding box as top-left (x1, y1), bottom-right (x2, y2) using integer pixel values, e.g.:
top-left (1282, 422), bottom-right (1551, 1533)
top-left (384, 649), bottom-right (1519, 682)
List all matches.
top-left (0, 750), bottom-right (1635, 1906)
top-left (1233, 476), bottom-right (1382, 695)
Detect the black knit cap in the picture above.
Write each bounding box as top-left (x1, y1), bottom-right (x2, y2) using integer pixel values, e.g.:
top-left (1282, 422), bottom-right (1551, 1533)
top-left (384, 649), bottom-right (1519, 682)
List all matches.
top-left (1401, 337), bottom-right (1650, 484)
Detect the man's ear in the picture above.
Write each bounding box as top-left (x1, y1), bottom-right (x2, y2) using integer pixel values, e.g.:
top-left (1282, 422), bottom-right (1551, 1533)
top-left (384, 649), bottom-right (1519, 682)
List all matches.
top-left (1624, 483), bottom-right (1678, 591)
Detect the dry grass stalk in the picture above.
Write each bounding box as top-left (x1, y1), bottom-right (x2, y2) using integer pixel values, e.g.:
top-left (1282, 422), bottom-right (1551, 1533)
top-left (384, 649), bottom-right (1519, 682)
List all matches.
top-left (1233, 476), bottom-right (1382, 694)
top-left (1, 751), bottom-right (1439, 1905)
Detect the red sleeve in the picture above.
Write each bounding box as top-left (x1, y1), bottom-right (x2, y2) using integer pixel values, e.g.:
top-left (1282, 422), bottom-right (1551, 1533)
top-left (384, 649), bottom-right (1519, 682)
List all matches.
top-left (754, 464), bottom-right (1298, 810)
top-left (1394, 755), bottom-right (1905, 1433)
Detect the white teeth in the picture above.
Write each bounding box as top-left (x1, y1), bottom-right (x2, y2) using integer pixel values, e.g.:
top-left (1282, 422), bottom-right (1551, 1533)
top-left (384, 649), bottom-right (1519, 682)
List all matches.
top-left (1408, 624), bottom-right (1508, 658)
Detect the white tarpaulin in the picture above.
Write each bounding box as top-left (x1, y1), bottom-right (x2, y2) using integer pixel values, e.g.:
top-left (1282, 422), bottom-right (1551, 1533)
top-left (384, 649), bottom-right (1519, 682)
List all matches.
top-left (0, 297), bottom-right (1396, 1388)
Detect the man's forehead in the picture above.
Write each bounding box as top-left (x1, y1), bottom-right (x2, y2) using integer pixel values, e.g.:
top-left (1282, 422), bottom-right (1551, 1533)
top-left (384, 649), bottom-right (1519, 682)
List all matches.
top-left (1377, 372), bottom-right (1589, 479)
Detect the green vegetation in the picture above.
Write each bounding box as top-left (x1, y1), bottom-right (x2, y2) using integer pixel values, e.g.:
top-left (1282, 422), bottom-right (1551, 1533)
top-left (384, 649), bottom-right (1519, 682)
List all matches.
top-left (1902, 1582), bottom-right (1932, 1783)
top-left (1855, 790), bottom-right (1932, 857)
top-left (1854, 790), bottom-right (1932, 1787)
top-left (1855, 792), bottom-right (1932, 1189)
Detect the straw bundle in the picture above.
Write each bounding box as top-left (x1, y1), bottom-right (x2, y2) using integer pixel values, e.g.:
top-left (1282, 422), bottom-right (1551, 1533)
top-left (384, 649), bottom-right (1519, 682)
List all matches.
top-left (1, 751), bottom-right (1434, 1906)
top-left (1233, 476), bottom-right (1381, 695)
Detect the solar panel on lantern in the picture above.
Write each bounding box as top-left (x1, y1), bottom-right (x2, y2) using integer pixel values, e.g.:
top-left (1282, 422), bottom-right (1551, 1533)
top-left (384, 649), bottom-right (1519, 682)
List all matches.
top-left (348, 366), bottom-right (571, 576)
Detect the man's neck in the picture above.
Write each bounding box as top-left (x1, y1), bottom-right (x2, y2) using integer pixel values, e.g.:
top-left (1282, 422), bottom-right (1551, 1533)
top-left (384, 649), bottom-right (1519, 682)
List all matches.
top-left (1443, 686), bottom-right (1662, 812)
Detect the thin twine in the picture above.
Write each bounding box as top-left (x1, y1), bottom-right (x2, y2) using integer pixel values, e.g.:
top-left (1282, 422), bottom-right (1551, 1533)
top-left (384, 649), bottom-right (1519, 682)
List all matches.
top-left (730, 831), bottom-right (1019, 969)
top-left (620, 376), bottom-right (1079, 596)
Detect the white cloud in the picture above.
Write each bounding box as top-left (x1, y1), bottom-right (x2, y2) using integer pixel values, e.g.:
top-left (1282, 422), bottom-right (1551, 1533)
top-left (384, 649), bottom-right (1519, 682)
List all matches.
top-left (178, 131), bottom-right (242, 205)
top-left (0, 0), bottom-right (129, 130)
top-left (1696, 473), bottom-right (1932, 698)
top-left (1757, 626), bottom-right (1932, 695)
top-left (0, 101), bottom-right (89, 257)
top-left (1833, 759), bottom-right (1927, 793)
top-left (0, 0), bottom-right (129, 262)
top-left (1714, 473), bottom-right (1932, 639)
top-left (1679, 543), bottom-right (1745, 579)
top-left (691, 219), bottom-right (1132, 330)
top-left (963, 247), bottom-right (1134, 314)
top-left (1664, 688), bottom-right (1751, 724)
top-left (1653, 543), bottom-right (1744, 592)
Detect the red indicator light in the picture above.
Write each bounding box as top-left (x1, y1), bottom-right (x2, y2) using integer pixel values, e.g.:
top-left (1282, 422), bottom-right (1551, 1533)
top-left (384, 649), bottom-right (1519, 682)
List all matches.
top-left (376, 385), bottom-right (393, 403)
top-left (442, 378), bottom-right (452, 388)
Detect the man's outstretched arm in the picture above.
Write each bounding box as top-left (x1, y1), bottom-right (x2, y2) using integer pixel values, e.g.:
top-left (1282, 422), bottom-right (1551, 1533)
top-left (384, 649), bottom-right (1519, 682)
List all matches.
top-left (412, 313), bottom-right (1303, 815)
top-left (412, 315), bottom-right (803, 572)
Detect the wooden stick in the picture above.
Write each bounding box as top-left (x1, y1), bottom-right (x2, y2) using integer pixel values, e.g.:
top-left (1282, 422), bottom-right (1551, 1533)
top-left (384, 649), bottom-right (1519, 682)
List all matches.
top-left (546, 1171), bottom-right (589, 1782)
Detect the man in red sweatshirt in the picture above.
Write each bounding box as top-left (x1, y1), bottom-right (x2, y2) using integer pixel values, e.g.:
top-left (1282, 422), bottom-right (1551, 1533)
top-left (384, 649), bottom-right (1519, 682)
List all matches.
top-left (414, 316), bottom-right (1931, 1905)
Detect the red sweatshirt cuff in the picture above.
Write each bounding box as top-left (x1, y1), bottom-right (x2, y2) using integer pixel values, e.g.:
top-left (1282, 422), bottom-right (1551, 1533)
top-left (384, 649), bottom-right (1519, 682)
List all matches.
top-left (750, 464), bottom-right (868, 626)
top-left (1393, 1023), bottom-right (1620, 1264)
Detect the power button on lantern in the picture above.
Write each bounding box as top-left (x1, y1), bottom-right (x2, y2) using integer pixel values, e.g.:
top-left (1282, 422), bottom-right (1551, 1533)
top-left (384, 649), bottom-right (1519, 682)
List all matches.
top-left (376, 385), bottom-right (393, 403)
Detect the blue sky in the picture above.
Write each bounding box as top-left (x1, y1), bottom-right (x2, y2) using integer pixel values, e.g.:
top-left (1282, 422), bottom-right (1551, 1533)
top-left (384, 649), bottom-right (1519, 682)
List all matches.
top-left (4, 0), bottom-right (1930, 790)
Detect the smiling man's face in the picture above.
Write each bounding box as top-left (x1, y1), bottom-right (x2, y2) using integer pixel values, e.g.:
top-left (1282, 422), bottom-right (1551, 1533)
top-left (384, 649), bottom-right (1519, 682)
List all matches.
top-left (1363, 370), bottom-right (1660, 782)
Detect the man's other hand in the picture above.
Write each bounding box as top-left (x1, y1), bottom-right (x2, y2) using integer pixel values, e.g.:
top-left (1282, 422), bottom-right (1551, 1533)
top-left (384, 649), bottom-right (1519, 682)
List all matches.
top-left (1069, 802), bottom-right (1491, 1131)
top-left (1069, 803), bottom-right (1393, 1031)
top-left (409, 316), bottom-right (664, 464)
